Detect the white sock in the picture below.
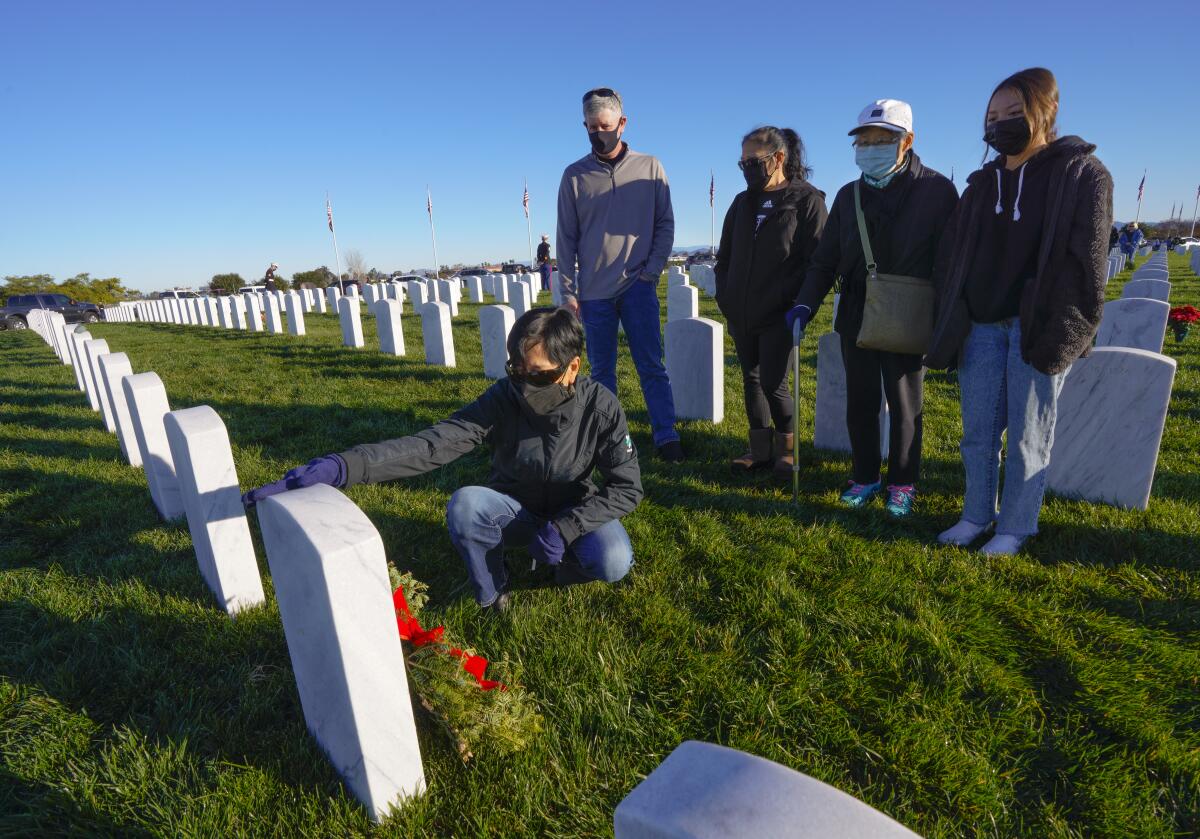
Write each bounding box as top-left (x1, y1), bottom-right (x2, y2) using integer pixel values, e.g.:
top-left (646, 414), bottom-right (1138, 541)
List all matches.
top-left (979, 534), bottom-right (1027, 556)
top-left (937, 519), bottom-right (991, 546)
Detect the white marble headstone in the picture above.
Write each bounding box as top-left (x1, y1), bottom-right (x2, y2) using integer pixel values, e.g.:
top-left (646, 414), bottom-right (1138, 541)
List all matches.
top-left (479, 305), bottom-right (515, 379)
top-left (264, 293), bottom-right (284, 334)
top-left (256, 485), bottom-right (426, 821)
top-left (285, 292), bottom-right (306, 336)
top-left (665, 317), bottom-right (724, 422)
top-left (614, 741), bottom-right (921, 839)
top-left (314, 288), bottom-right (328, 314)
top-left (667, 266), bottom-right (688, 288)
top-left (436, 280), bottom-right (459, 316)
top-left (1094, 297), bottom-right (1169, 354)
top-left (71, 329), bottom-right (101, 410)
top-left (813, 332), bottom-right (889, 456)
top-left (667, 284), bottom-right (699, 322)
top-left (418, 301), bottom-right (455, 367)
top-left (372, 299), bottom-right (405, 356)
top-left (65, 325), bottom-right (87, 390)
top-left (1047, 346), bottom-right (1176, 510)
top-left (164, 406), bottom-right (266, 615)
top-left (83, 339), bottom-right (117, 432)
top-left (466, 276), bottom-right (484, 303)
top-left (244, 293), bottom-right (264, 332)
top-left (407, 280), bottom-right (428, 306)
top-left (338, 296), bottom-right (365, 348)
top-left (122, 371), bottom-right (185, 521)
top-left (98, 352), bottom-right (142, 467)
top-left (1121, 278), bottom-right (1170, 302)
top-left (507, 278), bottom-right (531, 319)
top-left (326, 285), bottom-right (342, 313)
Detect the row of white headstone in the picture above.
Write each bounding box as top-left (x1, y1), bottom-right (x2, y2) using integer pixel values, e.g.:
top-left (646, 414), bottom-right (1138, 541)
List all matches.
top-left (31, 284), bottom-right (930, 836)
top-left (22, 308), bottom-right (427, 822)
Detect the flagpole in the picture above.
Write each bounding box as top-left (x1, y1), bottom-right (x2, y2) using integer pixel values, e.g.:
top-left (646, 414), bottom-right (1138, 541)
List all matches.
top-left (327, 192), bottom-right (343, 283)
top-left (1134, 169), bottom-right (1146, 223)
top-left (1190, 186), bottom-right (1199, 238)
top-left (427, 186), bottom-right (440, 279)
top-left (524, 178), bottom-right (534, 274)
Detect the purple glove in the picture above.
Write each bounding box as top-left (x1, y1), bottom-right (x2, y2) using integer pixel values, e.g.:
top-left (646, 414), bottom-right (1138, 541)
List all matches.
top-left (529, 521), bottom-right (566, 566)
top-left (785, 304), bottom-right (813, 334)
top-left (241, 454), bottom-right (348, 509)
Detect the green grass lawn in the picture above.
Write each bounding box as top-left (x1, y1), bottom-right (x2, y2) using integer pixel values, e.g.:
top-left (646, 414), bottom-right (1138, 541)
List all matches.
top-left (2, 254), bottom-right (1198, 837)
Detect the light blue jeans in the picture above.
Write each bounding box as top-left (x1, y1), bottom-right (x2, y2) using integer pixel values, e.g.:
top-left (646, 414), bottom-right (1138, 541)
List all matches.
top-left (446, 486), bottom-right (634, 606)
top-left (957, 320), bottom-right (1069, 536)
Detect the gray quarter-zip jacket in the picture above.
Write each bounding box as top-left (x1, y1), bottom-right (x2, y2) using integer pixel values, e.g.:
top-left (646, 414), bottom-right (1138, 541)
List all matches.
top-left (337, 377), bottom-right (642, 544)
top-left (556, 146), bottom-right (675, 302)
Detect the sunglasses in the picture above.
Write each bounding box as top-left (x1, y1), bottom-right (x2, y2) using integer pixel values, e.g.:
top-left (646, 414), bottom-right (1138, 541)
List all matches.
top-left (582, 87), bottom-right (618, 103)
top-left (506, 360), bottom-right (567, 386)
top-left (737, 154), bottom-right (774, 171)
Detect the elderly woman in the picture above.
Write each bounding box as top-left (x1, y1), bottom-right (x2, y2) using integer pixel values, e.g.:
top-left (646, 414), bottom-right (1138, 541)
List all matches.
top-left (927, 68), bottom-right (1113, 554)
top-left (716, 125), bottom-right (826, 474)
top-left (788, 99), bottom-right (958, 517)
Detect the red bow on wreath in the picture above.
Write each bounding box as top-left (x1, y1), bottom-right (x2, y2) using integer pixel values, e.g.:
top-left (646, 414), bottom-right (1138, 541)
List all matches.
top-left (393, 587), bottom-right (505, 692)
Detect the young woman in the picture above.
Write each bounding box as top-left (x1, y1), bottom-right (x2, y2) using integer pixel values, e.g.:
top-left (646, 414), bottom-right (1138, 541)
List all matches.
top-left (926, 68), bottom-right (1113, 554)
top-left (715, 126), bottom-right (827, 475)
top-left (788, 99), bottom-right (958, 517)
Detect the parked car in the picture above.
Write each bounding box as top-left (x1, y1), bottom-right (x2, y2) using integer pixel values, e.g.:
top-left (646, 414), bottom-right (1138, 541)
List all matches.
top-left (390, 275), bottom-right (428, 285)
top-left (457, 267), bottom-right (492, 277)
top-left (0, 293), bottom-right (103, 330)
top-left (158, 290), bottom-right (200, 299)
top-left (327, 277), bottom-right (362, 294)
top-left (236, 285), bottom-right (267, 295)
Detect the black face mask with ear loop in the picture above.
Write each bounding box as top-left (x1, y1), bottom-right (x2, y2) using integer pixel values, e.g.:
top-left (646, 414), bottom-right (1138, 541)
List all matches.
top-left (984, 115), bottom-right (1032, 156)
top-left (588, 128), bottom-right (622, 156)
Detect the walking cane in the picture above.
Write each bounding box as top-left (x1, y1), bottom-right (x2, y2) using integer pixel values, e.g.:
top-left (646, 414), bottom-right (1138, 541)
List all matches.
top-left (792, 319), bottom-right (803, 505)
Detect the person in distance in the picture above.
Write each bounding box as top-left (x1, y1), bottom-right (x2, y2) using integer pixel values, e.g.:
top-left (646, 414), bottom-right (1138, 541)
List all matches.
top-left (242, 308), bottom-right (643, 612)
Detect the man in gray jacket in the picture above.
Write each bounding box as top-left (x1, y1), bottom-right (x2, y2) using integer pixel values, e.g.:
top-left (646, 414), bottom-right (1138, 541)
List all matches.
top-left (242, 308), bottom-right (642, 611)
top-left (557, 87), bottom-right (683, 462)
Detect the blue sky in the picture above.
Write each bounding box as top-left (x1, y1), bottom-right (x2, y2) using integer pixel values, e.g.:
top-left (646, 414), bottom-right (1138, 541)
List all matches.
top-left (3, 0), bottom-right (1198, 291)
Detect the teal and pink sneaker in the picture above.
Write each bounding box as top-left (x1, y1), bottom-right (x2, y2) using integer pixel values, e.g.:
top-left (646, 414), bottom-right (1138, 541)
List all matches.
top-left (839, 479), bottom-right (881, 508)
top-left (885, 484), bottom-right (916, 518)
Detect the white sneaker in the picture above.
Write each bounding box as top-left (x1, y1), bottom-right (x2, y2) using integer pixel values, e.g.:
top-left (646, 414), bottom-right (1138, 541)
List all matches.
top-left (979, 534), bottom-right (1027, 556)
top-left (937, 519), bottom-right (992, 546)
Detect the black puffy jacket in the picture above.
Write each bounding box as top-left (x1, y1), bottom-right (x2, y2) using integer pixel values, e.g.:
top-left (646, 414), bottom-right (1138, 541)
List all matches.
top-left (795, 152), bottom-right (958, 342)
top-left (338, 377), bottom-right (642, 544)
top-left (715, 178), bottom-right (827, 333)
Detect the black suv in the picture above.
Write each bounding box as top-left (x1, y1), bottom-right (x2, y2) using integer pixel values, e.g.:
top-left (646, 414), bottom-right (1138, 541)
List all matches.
top-left (0, 293), bottom-right (103, 330)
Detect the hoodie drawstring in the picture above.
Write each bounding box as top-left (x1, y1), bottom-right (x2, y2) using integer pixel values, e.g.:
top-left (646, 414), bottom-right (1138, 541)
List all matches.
top-left (994, 162), bottom-right (1029, 221)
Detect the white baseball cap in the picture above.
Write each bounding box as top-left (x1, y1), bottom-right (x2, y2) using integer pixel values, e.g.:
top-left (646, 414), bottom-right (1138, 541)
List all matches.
top-left (849, 99), bottom-right (913, 135)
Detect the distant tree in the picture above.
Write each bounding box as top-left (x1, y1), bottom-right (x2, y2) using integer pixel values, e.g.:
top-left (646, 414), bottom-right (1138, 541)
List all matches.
top-left (209, 273), bottom-right (244, 295)
top-left (343, 249), bottom-right (367, 281)
top-left (292, 266), bottom-right (335, 288)
top-left (1, 272), bottom-right (135, 304)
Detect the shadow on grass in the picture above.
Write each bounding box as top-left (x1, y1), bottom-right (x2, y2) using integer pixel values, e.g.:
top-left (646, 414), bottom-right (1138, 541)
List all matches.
top-left (0, 765), bottom-right (155, 837)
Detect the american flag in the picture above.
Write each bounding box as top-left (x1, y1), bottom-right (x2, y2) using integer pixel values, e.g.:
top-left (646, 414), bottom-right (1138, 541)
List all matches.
top-left (426, 188), bottom-right (433, 218)
top-left (326, 197), bottom-right (335, 233)
top-left (709, 170), bottom-right (714, 207)
top-left (523, 180), bottom-right (530, 218)
top-left (1137, 172), bottom-right (1145, 202)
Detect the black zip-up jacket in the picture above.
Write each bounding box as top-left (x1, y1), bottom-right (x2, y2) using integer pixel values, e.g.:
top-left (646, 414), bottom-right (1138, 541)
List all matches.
top-left (926, 136), bottom-right (1113, 375)
top-left (715, 178), bottom-right (827, 333)
top-left (794, 152), bottom-right (958, 341)
top-left (338, 376), bottom-right (642, 544)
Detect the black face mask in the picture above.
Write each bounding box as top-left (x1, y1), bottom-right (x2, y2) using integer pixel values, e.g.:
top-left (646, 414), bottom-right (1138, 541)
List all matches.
top-left (518, 380), bottom-right (574, 415)
top-left (984, 116), bottom-right (1032, 157)
top-left (588, 128), bottom-right (621, 156)
top-left (741, 158), bottom-right (771, 191)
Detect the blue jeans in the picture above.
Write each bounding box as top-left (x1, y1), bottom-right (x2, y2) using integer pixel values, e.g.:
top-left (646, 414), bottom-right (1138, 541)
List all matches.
top-left (580, 279), bottom-right (679, 447)
top-left (539, 262), bottom-right (552, 291)
top-left (957, 320), bottom-right (1069, 536)
top-left (446, 486), bottom-right (634, 606)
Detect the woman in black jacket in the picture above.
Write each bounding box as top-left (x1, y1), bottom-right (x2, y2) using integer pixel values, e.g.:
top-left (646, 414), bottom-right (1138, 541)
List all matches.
top-left (927, 68), bottom-right (1113, 555)
top-left (715, 126), bottom-right (827, 475)
top-left (789, 100), bottom-right (958, 517)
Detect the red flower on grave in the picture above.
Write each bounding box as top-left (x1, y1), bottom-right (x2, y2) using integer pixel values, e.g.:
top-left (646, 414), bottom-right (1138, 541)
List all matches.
top-left (1168, 305), bottom-right (1200, 325)
top-left (393, 585), bottom-right (506, 691)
